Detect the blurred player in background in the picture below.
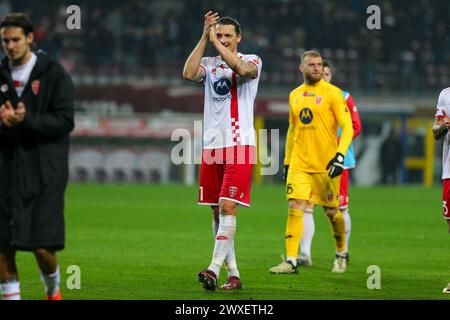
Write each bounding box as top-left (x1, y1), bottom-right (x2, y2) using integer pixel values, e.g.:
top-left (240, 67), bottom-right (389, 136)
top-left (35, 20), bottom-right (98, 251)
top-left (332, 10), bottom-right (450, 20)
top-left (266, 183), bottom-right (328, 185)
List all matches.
top-left (431, 87), bottom-right (450, 294)
top-left (183, 12), bottom-right (262, 291)
top-left (0, 13), bottom-right (74, 300)
top-left (296, 60), bottom-right (362, 267)
top-left (269, 50), bottom-right (352, 274)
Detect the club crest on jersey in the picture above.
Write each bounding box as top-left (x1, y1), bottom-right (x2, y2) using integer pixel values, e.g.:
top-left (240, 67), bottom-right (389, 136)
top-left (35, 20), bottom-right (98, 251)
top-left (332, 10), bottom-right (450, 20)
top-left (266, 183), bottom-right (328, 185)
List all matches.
top-left (315, 97), bottom-right (322, 104)
top-left (299, 108), bottom-right (313, 124)
top-left (327, 191), bottom-right (334, 202)
top-left (229, 186), bottom-right (238, 198)
top-left (32, 80), bottom-right (40, 95)
top-left (213, 78), bottom-right (231, 96)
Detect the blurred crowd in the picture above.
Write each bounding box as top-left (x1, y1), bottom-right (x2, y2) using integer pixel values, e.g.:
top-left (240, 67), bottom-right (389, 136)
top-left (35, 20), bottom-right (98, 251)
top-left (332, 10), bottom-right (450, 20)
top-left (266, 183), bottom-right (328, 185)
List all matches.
top-left (1, 0), bottom-right (450, 94)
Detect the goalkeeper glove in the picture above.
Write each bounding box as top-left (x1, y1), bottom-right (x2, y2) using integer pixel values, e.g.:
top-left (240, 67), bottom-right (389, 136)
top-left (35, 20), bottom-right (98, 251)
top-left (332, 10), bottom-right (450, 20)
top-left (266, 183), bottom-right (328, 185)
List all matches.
top-left (283, 165), bottom-right (289, 182)
top-left (326, 152), bottom-right (345, 178)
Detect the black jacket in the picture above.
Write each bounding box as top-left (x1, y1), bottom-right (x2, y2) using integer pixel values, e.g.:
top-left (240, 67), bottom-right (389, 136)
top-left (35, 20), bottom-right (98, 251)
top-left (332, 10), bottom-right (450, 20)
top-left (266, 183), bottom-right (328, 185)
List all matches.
top-left (0, 50), bottom-right (75, 198)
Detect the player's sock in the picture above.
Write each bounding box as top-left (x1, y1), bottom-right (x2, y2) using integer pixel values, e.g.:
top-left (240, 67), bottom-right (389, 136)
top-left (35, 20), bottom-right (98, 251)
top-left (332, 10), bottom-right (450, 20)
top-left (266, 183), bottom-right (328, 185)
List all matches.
top-left (0, 280), bottom-right (21, 300)
top-left (208, 214), bottom-right (236, 278)
top-left (224, 241), bottom-right (240, 278)
top-left (285, 207), bottom-right (304, 266)
top-left (212, 217), bottom-right (239, 278)
top-left (327, 210), bottom-right (346, 254)
top-left (341, 206), bottom-right (351, 251)
top-left (40, 266), bottom-right (60, 297)
top-left (299, 208), bottom-right (314, 257)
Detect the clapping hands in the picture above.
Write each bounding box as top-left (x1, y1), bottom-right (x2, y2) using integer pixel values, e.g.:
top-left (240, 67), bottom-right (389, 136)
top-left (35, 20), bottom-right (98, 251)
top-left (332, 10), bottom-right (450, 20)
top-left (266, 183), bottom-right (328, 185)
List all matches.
top-left (0, 100), bottom-right (26, 128)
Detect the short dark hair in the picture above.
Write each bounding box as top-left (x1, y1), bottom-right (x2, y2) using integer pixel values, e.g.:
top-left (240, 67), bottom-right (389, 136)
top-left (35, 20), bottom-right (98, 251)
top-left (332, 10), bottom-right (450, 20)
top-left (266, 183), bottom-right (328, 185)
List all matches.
top-left (0, 13), bottom-right (34, 36)
top-left (217, 17), bottom-right (241, 35)
top-left (322, 59), bottom-right (334, 71)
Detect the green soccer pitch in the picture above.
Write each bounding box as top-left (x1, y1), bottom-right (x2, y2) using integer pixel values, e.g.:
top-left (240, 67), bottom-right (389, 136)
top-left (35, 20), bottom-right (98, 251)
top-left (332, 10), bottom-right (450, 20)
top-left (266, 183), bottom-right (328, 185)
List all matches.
top-left (15, 184), bottom-right (450, 300)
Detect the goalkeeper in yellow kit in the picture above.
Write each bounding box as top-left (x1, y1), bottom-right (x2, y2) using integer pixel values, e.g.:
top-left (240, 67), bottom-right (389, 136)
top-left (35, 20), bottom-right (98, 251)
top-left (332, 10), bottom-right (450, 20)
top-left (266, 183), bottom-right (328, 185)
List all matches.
top-left (270, 51), bottom-right (353, 274)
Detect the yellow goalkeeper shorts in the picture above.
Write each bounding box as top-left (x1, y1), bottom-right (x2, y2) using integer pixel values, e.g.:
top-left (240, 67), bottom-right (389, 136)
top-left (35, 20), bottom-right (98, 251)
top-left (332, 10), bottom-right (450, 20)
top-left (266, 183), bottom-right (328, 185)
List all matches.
top-left (286, 169), bottom-right (340, 207)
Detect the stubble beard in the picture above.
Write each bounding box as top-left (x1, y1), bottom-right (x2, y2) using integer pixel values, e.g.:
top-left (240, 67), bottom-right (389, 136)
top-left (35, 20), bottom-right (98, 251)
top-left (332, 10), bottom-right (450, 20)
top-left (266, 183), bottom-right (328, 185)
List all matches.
top-left (304, 73), bottom-right (322, 85)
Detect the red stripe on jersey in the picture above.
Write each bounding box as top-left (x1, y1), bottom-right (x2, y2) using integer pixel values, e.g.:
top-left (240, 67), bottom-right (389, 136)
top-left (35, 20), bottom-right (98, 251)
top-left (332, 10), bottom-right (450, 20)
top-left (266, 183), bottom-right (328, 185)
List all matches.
top-left (231, 72), bottom-right (240, 146)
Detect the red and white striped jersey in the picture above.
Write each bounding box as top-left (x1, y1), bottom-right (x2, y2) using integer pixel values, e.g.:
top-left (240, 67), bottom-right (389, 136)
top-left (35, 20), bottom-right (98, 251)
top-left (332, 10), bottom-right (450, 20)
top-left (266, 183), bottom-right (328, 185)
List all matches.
top-left (435, 87), bottom-right (450, 179)
top-left (200, 53), bottom-right (262, 149)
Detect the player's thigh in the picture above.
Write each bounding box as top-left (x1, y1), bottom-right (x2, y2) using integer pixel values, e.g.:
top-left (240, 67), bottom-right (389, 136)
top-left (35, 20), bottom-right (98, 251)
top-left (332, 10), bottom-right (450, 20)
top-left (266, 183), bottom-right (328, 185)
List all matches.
top-left (219, 161), bottom-right (254, 207)
top-left (311, 172), bottom-right (340, 207)
top-left (198, 160), bottom-right (223, 205)
top-left (286, 169), bottom-right (313, 202)
top-left (442, 179), bottom-right (450, 219)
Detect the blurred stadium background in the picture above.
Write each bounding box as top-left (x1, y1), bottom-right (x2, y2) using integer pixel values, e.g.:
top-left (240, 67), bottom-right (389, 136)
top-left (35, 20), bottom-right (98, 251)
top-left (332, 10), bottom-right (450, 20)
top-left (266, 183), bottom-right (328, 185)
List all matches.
top-left (3, 0), bottom-right (447, 187)
top-left (4, 0), bottom-right (450, 300)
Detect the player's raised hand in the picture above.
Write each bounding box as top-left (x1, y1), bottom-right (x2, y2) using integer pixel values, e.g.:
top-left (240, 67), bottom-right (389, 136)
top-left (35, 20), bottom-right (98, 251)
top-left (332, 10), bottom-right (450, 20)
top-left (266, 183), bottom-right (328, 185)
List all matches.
top-left (202, 11), bottom-right (219, 39)
top-left (209, 24), bottom-right (218, 43)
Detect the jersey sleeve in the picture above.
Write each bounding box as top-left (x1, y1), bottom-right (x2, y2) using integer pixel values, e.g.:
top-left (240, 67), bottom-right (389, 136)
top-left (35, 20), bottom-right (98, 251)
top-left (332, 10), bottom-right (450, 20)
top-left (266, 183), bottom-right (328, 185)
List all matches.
top-left (346, 94), bottom-right (362, 138)
top-left (242, 54), bottom-right (262, 79)
top-left (332, 90), bottom-right (353, 155)
top-left (284, 124), bottom-right (294, 165)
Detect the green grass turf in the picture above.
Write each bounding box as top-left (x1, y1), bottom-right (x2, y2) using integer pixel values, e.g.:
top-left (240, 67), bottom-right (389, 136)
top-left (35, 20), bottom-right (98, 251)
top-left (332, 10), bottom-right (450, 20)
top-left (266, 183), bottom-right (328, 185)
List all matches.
top-left (15, 184), bottom-right (450, 300)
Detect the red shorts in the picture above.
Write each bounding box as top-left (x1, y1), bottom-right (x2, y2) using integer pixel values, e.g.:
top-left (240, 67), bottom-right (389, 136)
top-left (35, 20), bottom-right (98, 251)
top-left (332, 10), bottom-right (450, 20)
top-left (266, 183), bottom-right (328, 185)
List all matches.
top-left (198, 146), bottom-right (255, 207)
top-left (339, 169), bottom-right (350, 208)
top-left (442, 179), bottom-right (450, 219)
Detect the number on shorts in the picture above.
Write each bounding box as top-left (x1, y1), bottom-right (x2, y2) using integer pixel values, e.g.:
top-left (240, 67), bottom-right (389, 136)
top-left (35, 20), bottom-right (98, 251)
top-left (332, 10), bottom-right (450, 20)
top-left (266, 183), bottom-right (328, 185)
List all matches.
top-left (444, 201), bottom-right (448, 217)
top-left (286, 183), bottom-right (293, 195)
top-left (199, 186), bottom-right (204, 202)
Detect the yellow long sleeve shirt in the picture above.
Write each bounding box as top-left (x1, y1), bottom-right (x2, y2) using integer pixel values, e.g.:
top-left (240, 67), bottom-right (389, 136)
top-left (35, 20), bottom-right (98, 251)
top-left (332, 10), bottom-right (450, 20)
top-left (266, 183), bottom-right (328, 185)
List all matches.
top-left (284, 79), bottom-right (353, 172)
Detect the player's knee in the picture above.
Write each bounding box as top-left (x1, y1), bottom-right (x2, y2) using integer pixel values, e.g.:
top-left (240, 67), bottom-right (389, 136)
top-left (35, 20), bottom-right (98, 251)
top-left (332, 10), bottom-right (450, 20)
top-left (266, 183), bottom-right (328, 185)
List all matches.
top-left (219, 201), bottom-right (238, 215)
top-left (324, 207), bottom-right (338, 217)
top-left (288, 199), bottom-right (307, 211)
top-left (304, 202), bottom-right (315, 214)
top-left (33, 248), bottom-right (53, 258)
